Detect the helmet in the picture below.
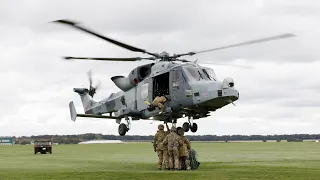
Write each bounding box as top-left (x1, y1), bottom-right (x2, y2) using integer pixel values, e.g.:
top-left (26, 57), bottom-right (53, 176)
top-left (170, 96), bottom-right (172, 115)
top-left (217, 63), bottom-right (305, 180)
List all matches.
top-left (177, 127), bottom-right (184, 135)
top-left (176, 127), bottom-right (182, 135)
top-left (158, 124), bottom-right (164, 130)
top-left (170, 126), bottom-right (176, 132)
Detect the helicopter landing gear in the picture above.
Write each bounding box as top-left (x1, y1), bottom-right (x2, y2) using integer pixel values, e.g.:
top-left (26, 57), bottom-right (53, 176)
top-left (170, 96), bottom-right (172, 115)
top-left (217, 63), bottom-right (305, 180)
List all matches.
top-left (183, 116), bottom-right (198, 133)
top-left (190, 123), bottom-right (198, 132)
top-left (183, 122), bottom-right (189, 132)
top-left (171, 118), bottom-right (177, 128)
top-left (118, 116), bottom-right (131, 136)
top-left (118, 124), bottom-right (127, 136)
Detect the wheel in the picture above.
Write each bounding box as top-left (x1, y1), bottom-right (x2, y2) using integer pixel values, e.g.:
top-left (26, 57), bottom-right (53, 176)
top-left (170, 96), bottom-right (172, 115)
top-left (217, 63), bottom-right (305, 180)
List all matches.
top-left (118, 123), bottom-right (128, 136)
top-left (190, 123), bottom-right (198, 132)
top-left (183, 122), bottom-right (190, 132)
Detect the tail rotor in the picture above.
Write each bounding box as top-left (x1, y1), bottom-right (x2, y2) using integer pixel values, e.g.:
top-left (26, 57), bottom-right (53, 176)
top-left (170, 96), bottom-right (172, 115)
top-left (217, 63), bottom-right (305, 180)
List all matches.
top-left (87, 70), bottom-right (101, 97)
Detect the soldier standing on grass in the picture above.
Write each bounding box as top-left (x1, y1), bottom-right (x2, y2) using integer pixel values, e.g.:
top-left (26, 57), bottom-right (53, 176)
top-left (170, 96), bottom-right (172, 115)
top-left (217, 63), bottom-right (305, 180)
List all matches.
top-left (177, 128), bottom-right (191, 170)
top-left (163, 126), bottom-right (182, 170)
top-left (153, 123), bottom-right (170, 170)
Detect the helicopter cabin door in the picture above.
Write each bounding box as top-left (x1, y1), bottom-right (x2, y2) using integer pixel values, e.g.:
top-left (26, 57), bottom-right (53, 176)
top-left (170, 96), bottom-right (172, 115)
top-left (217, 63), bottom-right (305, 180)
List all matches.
top-left (152, 72), bottom-right (170, 99)
top-left (137, 78), bottom-right (153, 111)
top-left (170, 67), bottom-right (184, 109)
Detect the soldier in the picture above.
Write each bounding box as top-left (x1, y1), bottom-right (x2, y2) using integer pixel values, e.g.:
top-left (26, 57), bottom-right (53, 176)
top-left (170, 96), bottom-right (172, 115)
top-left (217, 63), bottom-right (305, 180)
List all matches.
top-left (163, 123), bottom-right (170, 169)
top-left (177, 127), bottom-right (191, 170)
top-left (163, 126), bottom-right (182, 170)
top-left (153, 124), bottom-right (170, 170)
top-left (151, 90), bottom-right (169, 114)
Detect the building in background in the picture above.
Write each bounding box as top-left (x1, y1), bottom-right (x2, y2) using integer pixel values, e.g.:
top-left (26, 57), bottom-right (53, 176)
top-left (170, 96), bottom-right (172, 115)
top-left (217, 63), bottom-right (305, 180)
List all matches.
top-left (0, 137), bottom-right (14, 145)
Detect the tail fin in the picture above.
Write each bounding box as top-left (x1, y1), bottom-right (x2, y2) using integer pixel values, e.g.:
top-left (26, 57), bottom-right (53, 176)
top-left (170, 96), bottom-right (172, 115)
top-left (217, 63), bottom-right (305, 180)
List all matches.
top-left (73, 88), bottom-right (97, 114)
top-left (69, 101), bottom-right (77, 121)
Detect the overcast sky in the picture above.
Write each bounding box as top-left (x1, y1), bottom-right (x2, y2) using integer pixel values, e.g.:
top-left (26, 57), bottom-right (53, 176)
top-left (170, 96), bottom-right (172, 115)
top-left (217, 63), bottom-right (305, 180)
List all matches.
top-left (0, 0), bottom-right (319, 136)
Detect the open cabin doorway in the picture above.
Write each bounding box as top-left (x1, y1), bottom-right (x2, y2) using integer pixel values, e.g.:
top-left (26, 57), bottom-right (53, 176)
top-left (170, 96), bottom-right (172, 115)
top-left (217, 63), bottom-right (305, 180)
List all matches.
top-left (153, 72), bottom-right (169, 99)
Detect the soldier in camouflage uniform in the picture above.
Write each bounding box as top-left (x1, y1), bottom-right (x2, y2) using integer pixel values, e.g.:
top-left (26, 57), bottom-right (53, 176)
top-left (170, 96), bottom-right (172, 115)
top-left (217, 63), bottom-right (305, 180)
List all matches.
top-left (153, 124), bottom-right (170, 170)
top-left (152, 96), bottom-right (166, 113)
top-left (151, 90), bottom-right (169, 114)
top-left (177, 128), bottom-right (191, 170)
top-left (163, 126), bottom-right (183, 170)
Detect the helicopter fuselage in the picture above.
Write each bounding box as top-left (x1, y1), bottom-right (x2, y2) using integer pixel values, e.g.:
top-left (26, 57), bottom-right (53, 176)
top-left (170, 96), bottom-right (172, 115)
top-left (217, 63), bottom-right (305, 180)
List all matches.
top-left (77, 61), bottom-right (239, 125)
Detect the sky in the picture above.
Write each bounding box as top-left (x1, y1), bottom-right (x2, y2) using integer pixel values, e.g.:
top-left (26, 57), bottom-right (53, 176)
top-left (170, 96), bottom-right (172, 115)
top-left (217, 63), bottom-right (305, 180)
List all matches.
top-left (0, 0), bottom-right (319, 136)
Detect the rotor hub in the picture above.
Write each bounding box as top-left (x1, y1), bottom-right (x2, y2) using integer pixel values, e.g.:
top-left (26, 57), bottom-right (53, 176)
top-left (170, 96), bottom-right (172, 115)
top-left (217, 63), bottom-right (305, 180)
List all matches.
top-left (159, 51), bottom-right (169, 57)
top-left (158, 51), bottom-right (172, 61)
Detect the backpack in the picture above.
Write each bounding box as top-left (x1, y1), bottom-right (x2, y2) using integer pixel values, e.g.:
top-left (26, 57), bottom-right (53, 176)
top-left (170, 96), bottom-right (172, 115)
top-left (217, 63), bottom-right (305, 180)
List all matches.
top-left (180, 148), bottom-right (200, 170)
top-left (189, 149), bottom-right (200, 170)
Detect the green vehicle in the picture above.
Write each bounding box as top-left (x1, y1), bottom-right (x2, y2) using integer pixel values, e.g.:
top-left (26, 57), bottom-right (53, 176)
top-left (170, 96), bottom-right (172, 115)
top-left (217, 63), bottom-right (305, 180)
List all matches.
top-left (34, 141), bottom-right (52, 154)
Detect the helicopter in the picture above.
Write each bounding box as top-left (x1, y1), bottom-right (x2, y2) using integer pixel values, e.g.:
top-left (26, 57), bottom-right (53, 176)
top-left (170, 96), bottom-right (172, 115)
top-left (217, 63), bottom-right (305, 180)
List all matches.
top-left (52, 19), bottom-right (295, 136)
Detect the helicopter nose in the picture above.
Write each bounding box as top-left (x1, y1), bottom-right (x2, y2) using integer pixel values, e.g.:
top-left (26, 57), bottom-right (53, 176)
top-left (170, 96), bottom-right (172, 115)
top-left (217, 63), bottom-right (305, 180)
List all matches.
top-left (218, 78), bottom-right (239, 101)
top-left (218, 87), bottom-right (239, 100)
top-left (222, 77), bottom-right (235, 88)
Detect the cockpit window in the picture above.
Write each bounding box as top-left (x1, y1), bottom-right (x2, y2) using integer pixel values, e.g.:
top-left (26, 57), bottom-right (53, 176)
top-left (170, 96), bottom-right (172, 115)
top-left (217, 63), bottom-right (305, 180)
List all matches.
top-left (203, 68), bottom-right (217, 81)
top-left (183, 66), bottom-right (210, 81)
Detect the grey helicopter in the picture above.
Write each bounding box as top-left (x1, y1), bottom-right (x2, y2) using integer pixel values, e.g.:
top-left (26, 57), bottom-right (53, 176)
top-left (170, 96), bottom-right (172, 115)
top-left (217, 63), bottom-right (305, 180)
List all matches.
top-left (52, 19), bottom-right (295, 136)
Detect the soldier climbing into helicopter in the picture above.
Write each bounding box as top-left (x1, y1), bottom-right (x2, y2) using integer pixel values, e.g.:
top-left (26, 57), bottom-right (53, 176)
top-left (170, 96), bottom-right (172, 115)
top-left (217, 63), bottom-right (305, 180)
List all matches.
top-left (149, 90), bottom-right (170, 114)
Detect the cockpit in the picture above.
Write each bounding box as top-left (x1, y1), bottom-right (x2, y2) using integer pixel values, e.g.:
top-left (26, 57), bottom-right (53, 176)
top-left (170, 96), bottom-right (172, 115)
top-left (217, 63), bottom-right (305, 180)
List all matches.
top-left (202, 67), bottom-right (217, 81)
top-left (182, 66), bottom-right (217, 81)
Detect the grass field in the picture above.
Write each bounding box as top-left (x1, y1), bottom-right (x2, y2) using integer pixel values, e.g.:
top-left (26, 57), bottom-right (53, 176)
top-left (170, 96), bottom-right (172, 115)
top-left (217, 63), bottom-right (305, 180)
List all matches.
top-left (0, 142), bottom-right (320, 180)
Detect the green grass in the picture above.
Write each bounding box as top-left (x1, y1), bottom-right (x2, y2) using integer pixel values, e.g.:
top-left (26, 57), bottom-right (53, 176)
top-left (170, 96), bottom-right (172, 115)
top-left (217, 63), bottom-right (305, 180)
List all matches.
top-left (0, 142), bottom-right (320, 179)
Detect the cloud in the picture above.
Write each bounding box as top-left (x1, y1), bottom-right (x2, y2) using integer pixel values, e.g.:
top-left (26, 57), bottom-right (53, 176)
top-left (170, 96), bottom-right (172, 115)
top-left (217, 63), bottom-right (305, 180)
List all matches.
top-left (0, 0), bottom-right (319, 136)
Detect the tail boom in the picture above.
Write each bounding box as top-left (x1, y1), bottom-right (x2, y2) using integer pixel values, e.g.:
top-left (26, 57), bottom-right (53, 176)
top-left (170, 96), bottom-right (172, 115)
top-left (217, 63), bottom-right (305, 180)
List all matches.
top-left (69, 101), bottom-right (124, 121)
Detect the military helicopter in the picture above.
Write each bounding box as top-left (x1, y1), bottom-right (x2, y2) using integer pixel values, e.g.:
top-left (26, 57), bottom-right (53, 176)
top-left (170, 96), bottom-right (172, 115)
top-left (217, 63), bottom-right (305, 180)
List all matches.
top-left (52, 19), bottom-right (295, 136)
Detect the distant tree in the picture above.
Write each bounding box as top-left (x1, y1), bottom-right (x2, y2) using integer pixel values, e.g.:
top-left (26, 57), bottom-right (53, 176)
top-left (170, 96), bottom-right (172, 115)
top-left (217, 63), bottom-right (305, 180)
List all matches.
top-left (287, 138), bottom-right (303, 142)
top-left (20, 140), bottom-right (30, 145)
top-left (11, 133), bottom-right (320, 144)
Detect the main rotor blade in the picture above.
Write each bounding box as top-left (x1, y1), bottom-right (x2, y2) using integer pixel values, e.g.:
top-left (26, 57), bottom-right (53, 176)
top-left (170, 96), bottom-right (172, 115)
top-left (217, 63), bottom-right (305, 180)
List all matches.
top-left (51, 19), bottom-right (157, 56)
top-left (174, 33), bottom-right (295, 57)
top-left (198, 62), bottom-right (253, 69)
top-left (176, 59), bottom-right (252, 68)
top-left (63, 56), bottom-right (155, 61)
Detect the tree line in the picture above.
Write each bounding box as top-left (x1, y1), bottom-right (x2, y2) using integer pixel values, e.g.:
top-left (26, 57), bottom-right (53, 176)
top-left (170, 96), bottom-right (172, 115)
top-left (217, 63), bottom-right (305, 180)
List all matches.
top-left (12, 133), bottom-right (320, 145)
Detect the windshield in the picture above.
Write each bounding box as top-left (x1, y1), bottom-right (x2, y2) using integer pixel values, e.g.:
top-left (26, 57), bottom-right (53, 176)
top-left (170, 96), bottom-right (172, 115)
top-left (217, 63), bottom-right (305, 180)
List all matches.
top-left (202, 68), bottom-right (217, 81)
top-left (183, 66), bottom-right (210, 81)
